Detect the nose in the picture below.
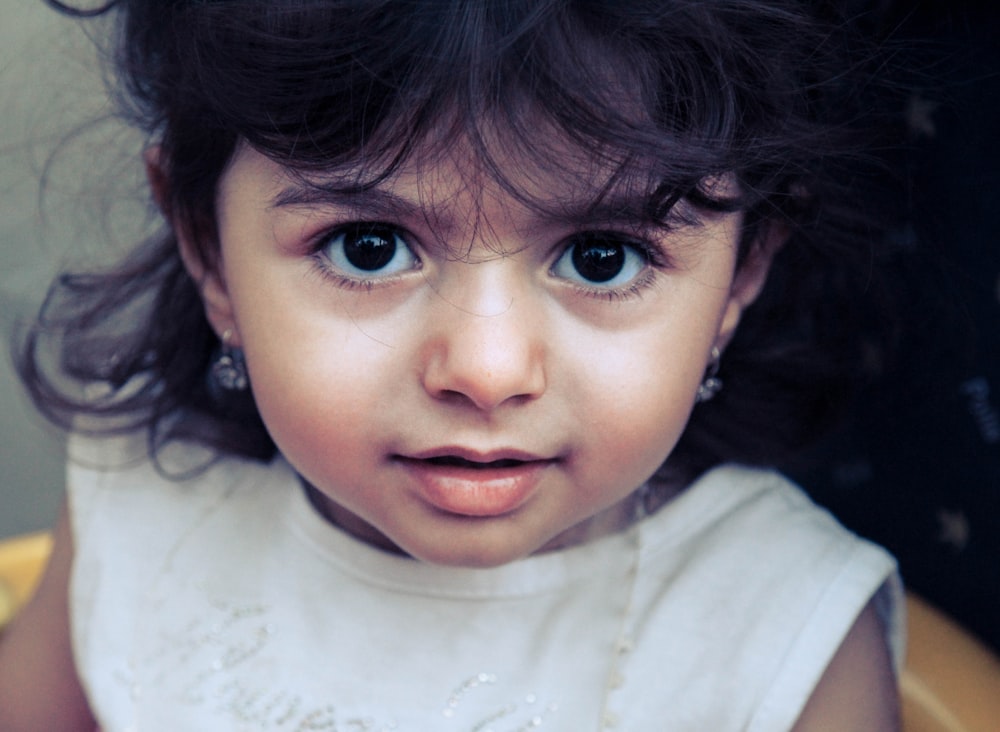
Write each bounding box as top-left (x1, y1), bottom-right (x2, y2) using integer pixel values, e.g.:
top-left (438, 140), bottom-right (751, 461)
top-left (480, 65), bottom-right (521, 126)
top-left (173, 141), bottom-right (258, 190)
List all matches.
top-left (420, 268), bottom-right (546, 412)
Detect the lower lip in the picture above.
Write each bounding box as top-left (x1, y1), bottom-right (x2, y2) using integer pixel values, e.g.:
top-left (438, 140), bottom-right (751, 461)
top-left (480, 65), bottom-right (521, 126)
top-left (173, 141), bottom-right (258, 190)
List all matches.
top-left (398, 459), bottom-right (549, 517)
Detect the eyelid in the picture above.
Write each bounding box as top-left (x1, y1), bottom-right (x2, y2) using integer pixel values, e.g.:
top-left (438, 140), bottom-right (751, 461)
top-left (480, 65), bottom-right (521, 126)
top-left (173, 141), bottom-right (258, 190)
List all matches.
top-left (308, 220), bottom-right (422, 288)
top-left (549, 229), bottom-right (673, 302)
top-left (551, 228), bottom-right (674, 268)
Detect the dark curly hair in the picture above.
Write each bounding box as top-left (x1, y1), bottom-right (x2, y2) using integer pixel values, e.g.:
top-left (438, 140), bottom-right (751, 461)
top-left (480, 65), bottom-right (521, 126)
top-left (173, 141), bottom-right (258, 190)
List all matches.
top-left (23, 0), bottom-right (902, 482)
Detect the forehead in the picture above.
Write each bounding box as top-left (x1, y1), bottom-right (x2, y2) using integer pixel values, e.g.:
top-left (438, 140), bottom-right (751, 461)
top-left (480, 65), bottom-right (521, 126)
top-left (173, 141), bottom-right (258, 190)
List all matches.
top-left (251, 121), bottom-right (690, 233)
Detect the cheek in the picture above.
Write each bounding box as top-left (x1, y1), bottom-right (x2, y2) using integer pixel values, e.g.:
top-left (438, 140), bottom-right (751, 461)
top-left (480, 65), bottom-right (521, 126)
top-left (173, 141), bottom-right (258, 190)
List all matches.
top-left (590, 383), bottom-right (694, 475)
top-left (239, 316), bottom-right (396, 468)
top-left (565, 329), bottom-right (704, 484)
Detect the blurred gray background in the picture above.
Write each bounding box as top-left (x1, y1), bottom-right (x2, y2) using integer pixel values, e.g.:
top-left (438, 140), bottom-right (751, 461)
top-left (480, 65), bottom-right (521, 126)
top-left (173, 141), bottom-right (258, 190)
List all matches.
top-left (1, 0), bottom-right (150, 538)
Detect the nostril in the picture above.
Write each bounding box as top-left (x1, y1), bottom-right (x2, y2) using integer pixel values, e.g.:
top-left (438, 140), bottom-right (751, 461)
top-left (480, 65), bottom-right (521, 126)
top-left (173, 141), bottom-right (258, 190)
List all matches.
top-left (419, 320), bottom-right (547, 411)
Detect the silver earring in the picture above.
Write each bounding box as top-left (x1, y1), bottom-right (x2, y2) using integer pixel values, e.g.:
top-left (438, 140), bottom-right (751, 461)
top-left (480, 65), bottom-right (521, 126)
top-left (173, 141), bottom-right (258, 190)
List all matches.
top-left (211, 329), bottom-right (248, 391)
top-left (696, 347), bottom-right (722, 403)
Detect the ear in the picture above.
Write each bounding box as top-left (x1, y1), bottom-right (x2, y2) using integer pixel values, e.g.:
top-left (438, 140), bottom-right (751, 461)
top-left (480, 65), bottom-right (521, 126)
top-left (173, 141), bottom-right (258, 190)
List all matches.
top-left (144, 146), bottom-right (241, 346)
top-left (715, 220), bottom-right (786, 351)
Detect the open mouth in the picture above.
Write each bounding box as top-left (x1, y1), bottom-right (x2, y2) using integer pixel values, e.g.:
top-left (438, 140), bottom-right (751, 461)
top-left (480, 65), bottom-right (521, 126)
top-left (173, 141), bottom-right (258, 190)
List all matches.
top-left (399, 452), bottom-right (549, 516)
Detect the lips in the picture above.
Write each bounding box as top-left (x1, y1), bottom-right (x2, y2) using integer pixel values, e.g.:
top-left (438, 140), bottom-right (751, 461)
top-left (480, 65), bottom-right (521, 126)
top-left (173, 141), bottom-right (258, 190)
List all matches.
top-left (423, 455), bottom-right (526, 469)
top-left (396, 449), bottom-right (554, 517)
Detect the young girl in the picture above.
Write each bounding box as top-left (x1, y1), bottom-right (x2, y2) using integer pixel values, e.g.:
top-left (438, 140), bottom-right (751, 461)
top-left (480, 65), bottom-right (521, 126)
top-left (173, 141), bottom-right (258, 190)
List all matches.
top-left (1, 0), bottom-right (904, 729)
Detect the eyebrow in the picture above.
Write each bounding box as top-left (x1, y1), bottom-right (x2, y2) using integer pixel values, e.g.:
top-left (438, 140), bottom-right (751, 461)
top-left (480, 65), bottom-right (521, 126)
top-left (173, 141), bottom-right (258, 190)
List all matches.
top-left (271, 184), bottom-right (426, 221)
top-left (270, 180), bottom-right (696, 232)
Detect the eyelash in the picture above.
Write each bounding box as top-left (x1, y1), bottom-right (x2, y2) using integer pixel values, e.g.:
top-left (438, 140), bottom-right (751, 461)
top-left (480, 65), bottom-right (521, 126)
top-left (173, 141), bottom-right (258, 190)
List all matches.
top-left (304, 222), bottom-right (672, 301)
top-left (551, 234), bottom-right (671, 303)
top-left (306, 222), bottom-right (421, 291)
top-left (566, 269), bottom-right (659, 302)
top-left (307, 254), bottom-right (382, 291)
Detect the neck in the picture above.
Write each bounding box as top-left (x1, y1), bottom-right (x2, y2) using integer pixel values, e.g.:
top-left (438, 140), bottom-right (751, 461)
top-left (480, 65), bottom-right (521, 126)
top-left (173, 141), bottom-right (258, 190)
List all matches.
top-left (299, 478), bottom-right (679, 560)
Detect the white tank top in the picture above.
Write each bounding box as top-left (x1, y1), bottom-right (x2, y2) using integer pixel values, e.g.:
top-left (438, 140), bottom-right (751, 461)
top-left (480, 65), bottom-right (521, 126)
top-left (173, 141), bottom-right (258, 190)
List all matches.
top-left (67, 434), bottom-right (902, 731)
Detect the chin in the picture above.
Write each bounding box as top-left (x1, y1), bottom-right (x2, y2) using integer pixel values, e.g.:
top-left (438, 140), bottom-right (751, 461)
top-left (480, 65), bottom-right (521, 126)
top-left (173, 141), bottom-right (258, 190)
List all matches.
top-left (400, 532), bottom-right (541, 569)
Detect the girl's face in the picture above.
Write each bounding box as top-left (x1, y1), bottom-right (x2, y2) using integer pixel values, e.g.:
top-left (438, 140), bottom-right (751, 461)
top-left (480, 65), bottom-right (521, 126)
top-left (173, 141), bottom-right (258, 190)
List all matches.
top-left (188, 142), bottom-right (772, 567)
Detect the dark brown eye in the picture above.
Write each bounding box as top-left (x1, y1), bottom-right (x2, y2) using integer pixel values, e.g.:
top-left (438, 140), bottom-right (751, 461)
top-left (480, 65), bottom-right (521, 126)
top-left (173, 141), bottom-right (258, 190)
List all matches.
top-left (321, 223), bottom-right (417, 276)
top-left (552, 233), bottom-right (646, 286)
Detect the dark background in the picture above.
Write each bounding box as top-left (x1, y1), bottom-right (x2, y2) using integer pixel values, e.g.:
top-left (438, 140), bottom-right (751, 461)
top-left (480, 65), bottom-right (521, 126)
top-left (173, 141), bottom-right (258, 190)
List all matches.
top-left (790, 0), bottom-right (1000, 651)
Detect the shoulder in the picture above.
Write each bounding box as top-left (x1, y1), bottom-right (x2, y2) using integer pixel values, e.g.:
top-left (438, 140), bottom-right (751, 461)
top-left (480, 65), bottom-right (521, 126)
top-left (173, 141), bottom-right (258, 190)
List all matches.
top-left (625, 465), bottom-right (903, 728)
top-left (66, 430), bottom-right (276, 539)
top-left (791, 599), bottom-right (900, 731)
top-left (643, 465), bottom-right (898, 588)
top-left (65, 430), bottom-right (292, 622)
top-left (66, 431), bottom-right (295, 568)
top-left (65, 432), bottom-right (299, 726)
top-left (671, 465), bottom-right (903, 667)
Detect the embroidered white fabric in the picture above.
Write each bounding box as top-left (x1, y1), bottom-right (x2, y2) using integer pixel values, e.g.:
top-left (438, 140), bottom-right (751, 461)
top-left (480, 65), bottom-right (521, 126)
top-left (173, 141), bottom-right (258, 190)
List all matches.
top-left (67, 433), bottom-right (903, 731)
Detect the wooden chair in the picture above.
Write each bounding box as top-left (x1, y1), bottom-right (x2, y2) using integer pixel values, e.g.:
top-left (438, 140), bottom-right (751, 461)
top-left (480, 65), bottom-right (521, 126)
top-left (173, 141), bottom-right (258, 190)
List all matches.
top-left (2, 531), bottom-right (999, 730)
top-left (0, 531), bottom-right (51, 633)
top-left (900, 594), bottom-right (1000, 732)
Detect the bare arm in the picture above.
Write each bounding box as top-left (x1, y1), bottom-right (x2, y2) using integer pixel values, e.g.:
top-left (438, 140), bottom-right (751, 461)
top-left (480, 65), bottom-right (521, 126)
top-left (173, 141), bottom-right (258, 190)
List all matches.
top-left (0, 502), bottom-right (96, 731)
top-left (792, 600), bottom-right (900, 731)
